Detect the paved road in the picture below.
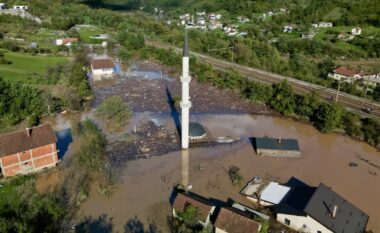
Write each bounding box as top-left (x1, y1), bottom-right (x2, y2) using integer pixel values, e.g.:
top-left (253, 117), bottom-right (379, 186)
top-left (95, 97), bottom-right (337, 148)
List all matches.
top-left (146, 40), bottom-right (380, 118)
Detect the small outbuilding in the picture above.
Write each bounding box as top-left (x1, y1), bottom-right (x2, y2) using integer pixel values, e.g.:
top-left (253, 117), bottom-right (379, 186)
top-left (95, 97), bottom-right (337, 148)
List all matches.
top-left (254, 137), bottom-right (301, 157)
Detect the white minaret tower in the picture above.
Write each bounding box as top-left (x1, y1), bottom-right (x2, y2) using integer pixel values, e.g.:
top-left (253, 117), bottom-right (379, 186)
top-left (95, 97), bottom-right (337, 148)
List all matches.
top-left (180, 35), bottom-right (191, 149)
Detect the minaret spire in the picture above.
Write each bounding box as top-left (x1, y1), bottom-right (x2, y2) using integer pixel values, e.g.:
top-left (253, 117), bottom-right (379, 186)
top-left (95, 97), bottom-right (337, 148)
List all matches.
top-left (180, 32), bottom-right (191, 149)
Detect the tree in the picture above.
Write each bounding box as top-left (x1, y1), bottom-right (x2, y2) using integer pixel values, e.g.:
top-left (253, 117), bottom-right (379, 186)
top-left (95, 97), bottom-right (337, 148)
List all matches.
top-left (295, 92), bottom-right (320, 118)
top-left (342, 113), bottom-right (363, 139)
top-left (315, 103), bottom-right (343, 133)
top-left (169, 205), bottom-right (209, 233)
top-left (96, 96), bottom-right (132, 130)
top-left (269, 80), bottom-right (296, 116)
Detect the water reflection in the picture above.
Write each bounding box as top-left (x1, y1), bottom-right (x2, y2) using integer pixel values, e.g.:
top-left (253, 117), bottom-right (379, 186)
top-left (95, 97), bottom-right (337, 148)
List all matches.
top-left (181, 149), bottom-right (189, 190)
top-left (56, 128), bottom-right (73, 160)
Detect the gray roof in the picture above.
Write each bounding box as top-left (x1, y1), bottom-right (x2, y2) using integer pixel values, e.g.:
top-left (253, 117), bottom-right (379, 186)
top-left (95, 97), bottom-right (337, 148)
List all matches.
top-left (189, 122), bottom-right (206, 137)
top-left (255, 137), bottom-right (299, 151)
top-left (304, 183), bottom-right (368, 233)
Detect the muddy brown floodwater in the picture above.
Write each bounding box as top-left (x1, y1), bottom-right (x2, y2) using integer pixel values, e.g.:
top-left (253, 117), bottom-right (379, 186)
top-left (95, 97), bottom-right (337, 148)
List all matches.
top-left (77, 114), bottom-right (380, 233)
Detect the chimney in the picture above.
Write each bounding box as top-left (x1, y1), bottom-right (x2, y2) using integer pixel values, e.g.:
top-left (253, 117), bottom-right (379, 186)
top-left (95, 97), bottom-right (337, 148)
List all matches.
top-left (332, 205), bottom-right (338, 218)
top-left (26, 128), bottom-right (31, 138)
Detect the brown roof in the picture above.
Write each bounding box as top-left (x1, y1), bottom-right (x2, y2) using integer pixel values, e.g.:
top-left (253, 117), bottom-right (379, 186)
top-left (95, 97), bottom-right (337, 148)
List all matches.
top-left (63, 38), bottom-right (78, 45)
top-left (214, 208), bottom-right (261, 233)
top-left (91, 58), bottom-right (114, 70)
top-left (334, 66), bottom-right (362, 77)
top-left (172, 192), bottom-right (213, 222)
top-left (0, 124), bottom-right (57, 157)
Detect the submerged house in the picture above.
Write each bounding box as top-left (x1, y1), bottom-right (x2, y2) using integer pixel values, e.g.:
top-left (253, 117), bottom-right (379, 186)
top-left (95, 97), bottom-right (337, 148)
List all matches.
top-left (254, 137), bottom-right (301, 157)
top-left (0, 124), bottom-right (58, 177)
top-left (172, 192), bottom-right (215, 227)
top-left (91, 58), bottom-right (115, 81)
top-left (241, 181), bottom-right (291, 206)
top-left (276, 183), bottom-right (369, 233)
top-left (214, 207), bottom-right (262, 233)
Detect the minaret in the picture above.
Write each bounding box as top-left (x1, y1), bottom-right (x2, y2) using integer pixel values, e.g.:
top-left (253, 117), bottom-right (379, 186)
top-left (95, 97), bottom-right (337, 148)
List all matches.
top-left (180, 34), bottom-right (191, 149)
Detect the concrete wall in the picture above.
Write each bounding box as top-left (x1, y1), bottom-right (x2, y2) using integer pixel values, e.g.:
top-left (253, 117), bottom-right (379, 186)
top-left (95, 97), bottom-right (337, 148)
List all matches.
top-left (257, 149), bottom-right (301, 158)
top-left (92, 67), bottom-right (114, 81)
top-left (0, 143), bottom-right (58, 177)
top-left (277, 213), bottom-right (333, 233)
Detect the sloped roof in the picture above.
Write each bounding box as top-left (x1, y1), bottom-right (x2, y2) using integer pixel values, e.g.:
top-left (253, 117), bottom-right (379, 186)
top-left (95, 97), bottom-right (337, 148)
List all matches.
top-left (172, 192), bottom-right (213, 222)
top-left (334, 66), bottom-right (362, 77)
top-left (304, 183), bottom-right (369, 233)
top-left (0, 124), bottom-right (56, 157)
top-left (91, 58), bottom-right (114, 70)
top-left (261, 182), bottom-right (291, 204)
top-left (62, 38), bottom-right (78, 44)
top-left (214, 207), bottom-right (261, 233)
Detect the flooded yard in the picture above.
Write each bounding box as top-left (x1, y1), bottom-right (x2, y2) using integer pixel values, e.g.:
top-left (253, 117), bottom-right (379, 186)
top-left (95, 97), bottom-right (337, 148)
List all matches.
top-left (77, 114), bottom-right (380, 232)
top-left (40, 60), bottom-right (380, 232)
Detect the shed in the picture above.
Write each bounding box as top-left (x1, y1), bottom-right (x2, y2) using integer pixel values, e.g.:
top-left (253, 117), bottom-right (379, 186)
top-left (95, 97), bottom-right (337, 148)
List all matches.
top-left (254, 137), bottom-right (301, 157)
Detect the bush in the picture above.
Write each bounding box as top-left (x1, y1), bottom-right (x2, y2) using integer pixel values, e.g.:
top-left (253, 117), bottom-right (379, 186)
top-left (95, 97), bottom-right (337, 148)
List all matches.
top-left (228, 165), bottom-right (244, 185)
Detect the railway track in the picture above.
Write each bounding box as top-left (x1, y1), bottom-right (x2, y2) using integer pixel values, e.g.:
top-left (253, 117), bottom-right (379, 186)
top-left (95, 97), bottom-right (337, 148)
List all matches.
top-left (146, 41), bottom-right (380, 118)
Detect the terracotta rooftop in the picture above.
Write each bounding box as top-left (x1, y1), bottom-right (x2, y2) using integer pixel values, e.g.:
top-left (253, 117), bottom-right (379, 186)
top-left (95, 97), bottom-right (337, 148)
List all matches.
top-left (334, 66), bottom-right (362, 77)
top-left (214, 207), bottom-right (261, 233)
top-left (0, 124), bottom-right (57, 157)
top-left (91, 58), bottom-right (114, 70)
top-left (62, 38), bottom-right (78, 44)
top-left (172, 192), bottom-right (213, 222)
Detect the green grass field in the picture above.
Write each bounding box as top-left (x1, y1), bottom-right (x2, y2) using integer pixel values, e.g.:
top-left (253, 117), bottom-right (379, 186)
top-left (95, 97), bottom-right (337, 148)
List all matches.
top-left (78, 27), bottom-right (104, 44)
top-left (0, 51), bottom-right (68, 83)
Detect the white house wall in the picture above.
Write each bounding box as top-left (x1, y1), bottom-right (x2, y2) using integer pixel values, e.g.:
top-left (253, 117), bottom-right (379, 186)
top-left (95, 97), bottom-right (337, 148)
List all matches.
top-left (277, 213), bottom-right (333, 233)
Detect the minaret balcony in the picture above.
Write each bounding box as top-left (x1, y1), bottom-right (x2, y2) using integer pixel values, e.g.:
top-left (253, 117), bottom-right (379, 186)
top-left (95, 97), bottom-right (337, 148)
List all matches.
top-left (180, 101), bottom-right (192, 109)
top-left (180, 75), bottom-right (191, 83)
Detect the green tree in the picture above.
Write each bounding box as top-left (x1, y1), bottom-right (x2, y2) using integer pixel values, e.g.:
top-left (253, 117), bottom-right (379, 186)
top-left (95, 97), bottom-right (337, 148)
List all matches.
top-left (315, 103), bottom-right (343, 133)
top-left (170, 205), bottom-right (210, 233)
top-left (269, 80), bottom-right (296, 116)
top-left (342, 113), bottom-right (363, 139)
top-left (295, 92), bottom-right (320, 118)
top-left (96, 96), bottom-right (132, 130)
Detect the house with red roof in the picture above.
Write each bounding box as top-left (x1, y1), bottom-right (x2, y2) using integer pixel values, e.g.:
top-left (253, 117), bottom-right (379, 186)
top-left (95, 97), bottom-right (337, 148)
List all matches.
top-left (328, 66), bottom-right (364, 83)
top-left (0, 124), bottom-right (59, 177)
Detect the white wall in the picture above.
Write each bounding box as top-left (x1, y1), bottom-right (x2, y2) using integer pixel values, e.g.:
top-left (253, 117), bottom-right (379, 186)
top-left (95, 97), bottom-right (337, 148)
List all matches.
top-left (277, 213), bottom-right (333, 233)
top-left (215, 228), bottom-right (228, 233)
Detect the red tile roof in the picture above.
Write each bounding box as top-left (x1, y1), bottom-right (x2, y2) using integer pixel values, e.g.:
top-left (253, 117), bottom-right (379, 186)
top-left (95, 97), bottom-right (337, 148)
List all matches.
top-left (0, 124), bottom-right (57, 157)
top-left (91, 58), bottom-right (114, 70)
top-left (214, 208), bottom-right (262, 233)
top-left (334, 66), bottom-right (361, 77)
top-left (172, 192), bottom-right (213, 222)
top-left (62, 38), bottom-right (78, 45)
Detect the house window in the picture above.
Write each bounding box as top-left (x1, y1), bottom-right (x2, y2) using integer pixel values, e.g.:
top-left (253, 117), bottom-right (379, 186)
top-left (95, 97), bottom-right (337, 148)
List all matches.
top-left (284, 218), bottom-right (291, 225)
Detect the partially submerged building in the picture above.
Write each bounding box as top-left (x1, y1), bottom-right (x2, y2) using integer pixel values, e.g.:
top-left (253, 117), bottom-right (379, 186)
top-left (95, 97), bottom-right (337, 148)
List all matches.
top-left (172, 192), bottom-right (215, 227)
top-left (0, 124), bottom-right (58, 177)
top-left (214, 207), bottom-right (262, 233)
top-left (91, 58), bottom-right (115, 81)
top-left (276, 183), bottom-right (369, 233)
top-left (254, 137), bottom-right (301, 157)
top-left (241, 180), bottom-right (291, 206)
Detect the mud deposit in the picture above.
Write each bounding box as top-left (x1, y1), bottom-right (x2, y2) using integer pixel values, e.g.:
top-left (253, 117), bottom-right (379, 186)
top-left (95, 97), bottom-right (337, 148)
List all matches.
top-left (92, 61), bottom-right (269, 114)
top-left (78, 114), bottom-right (380, 233)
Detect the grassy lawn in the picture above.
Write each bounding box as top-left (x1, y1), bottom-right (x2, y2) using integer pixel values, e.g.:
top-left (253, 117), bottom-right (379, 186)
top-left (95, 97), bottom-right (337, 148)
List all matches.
top-left (0, 51), bottom-right (68, 83)
top-left (78, 27), bottom-right (104, 44)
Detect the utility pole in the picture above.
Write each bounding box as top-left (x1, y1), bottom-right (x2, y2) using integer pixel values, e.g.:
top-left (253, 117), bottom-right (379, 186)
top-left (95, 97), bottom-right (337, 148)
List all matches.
top-left (335, 79), bottom-right (341, 103)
